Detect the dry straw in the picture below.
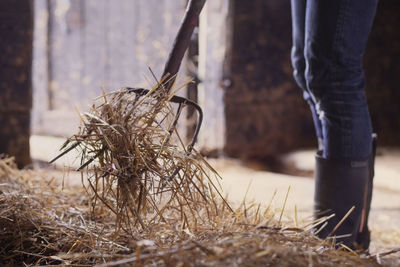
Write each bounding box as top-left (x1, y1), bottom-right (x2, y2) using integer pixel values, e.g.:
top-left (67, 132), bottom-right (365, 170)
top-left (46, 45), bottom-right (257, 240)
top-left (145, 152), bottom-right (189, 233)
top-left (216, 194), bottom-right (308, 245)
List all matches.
top-left (0, 156), bottom-right (387, 266)
top-left (1, 83), bottom-right (397, 265)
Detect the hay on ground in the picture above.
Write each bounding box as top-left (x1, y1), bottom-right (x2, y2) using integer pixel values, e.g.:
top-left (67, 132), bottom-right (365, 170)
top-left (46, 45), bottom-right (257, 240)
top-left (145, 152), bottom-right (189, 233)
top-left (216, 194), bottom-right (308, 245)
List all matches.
top-left (0, 157), bottom-right (389, 266)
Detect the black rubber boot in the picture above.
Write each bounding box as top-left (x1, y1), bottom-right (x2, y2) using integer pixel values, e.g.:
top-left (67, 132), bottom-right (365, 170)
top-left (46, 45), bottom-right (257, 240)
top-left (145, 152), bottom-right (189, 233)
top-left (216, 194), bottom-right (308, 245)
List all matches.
top-left (314, 152), bottom-right (370, 249)
top-left (355, 134), bottom-right (377, 250)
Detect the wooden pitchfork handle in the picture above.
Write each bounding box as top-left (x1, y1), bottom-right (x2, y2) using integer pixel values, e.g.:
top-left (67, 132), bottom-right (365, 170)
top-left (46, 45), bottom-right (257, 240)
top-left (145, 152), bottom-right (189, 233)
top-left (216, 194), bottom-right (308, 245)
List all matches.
top-left (161, 0), bottom-right (206, 93)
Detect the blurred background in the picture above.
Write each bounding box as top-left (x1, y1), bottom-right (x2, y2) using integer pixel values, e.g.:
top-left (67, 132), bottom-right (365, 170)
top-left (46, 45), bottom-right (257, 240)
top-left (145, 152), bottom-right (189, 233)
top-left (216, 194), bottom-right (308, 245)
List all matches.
top-left (1, 0), bottom-right (399, 167)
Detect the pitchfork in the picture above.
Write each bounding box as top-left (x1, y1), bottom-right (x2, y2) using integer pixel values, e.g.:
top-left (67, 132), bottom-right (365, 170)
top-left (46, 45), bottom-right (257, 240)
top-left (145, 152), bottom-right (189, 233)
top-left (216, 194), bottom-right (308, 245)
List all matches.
top-left (50, 0), bottom-right (207, 171)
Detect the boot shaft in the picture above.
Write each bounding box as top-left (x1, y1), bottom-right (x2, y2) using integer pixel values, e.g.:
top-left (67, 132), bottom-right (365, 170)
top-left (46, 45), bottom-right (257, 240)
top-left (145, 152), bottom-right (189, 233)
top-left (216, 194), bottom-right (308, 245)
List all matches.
top-left (314, 152), bottom-right (370, 248)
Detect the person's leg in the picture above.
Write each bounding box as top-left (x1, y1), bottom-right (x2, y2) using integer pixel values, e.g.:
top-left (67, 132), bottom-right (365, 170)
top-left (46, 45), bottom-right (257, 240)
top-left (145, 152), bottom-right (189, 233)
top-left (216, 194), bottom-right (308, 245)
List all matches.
top-left (290, 0), bottom-right (323, 149)
top-left (304, 0), bottom-right (378, 249)
top-left (304, 0), bottom-right (377, 160)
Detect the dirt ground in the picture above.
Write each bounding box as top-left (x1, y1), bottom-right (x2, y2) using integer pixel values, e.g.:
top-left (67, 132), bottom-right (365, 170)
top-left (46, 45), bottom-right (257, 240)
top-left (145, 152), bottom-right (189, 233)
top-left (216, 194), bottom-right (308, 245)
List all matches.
top-left (30, 135), bottom-right (400, 264)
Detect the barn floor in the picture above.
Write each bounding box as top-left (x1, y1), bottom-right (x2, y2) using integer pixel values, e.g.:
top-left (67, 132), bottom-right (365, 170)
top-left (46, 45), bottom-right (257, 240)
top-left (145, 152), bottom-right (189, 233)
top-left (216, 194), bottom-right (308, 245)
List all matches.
top-left (30, 135), bottom-right (400, 263)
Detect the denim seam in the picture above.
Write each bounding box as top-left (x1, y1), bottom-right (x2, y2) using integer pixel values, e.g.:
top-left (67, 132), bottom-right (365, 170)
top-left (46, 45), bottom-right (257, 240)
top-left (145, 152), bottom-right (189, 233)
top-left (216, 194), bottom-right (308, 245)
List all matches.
top-left (332, 0), bottom-right (353, 158)
top-left (343, 0), bottom-right (353, 158)
top-left (332, 0), bottom-right (347, 81)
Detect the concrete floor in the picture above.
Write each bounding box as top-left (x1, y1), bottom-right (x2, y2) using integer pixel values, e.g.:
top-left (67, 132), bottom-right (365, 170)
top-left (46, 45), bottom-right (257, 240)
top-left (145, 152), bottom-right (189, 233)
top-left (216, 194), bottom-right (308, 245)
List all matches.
top-left (30, 135), bottom-right (400, 259)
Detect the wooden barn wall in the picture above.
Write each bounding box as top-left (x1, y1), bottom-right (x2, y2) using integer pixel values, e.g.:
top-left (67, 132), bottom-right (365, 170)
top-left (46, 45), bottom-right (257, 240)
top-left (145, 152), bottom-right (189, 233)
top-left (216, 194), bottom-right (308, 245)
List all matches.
top-left (32, 0), bottom-right (186, 137)
top-left (197, 0), bottom-right (231, 154)
top-left (365, 0), bottom-right (400, 146)
top-left (224, 0), bottom-right (315, 159)
top-left (0, 0), bottom-right (33, 167)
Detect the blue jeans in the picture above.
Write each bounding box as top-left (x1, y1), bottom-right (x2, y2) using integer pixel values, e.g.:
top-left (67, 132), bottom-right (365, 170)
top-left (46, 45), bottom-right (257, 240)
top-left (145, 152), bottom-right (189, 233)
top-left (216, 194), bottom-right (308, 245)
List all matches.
top-left (291, 0), bottom-right (378, 160)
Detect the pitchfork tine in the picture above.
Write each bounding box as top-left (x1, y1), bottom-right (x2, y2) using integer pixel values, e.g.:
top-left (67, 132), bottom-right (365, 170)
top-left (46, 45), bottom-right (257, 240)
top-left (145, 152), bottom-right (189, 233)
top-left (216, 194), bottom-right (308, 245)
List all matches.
top-left (49, 141), bottom-right (81, 163)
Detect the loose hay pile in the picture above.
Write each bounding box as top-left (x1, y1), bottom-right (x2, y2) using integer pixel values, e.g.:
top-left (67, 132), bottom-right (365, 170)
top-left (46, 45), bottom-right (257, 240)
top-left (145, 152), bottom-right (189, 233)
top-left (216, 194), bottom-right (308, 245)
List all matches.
top-left (0, 157), bottom-right (130, 265)
top-left (0, 157), bottom-right (384, 266)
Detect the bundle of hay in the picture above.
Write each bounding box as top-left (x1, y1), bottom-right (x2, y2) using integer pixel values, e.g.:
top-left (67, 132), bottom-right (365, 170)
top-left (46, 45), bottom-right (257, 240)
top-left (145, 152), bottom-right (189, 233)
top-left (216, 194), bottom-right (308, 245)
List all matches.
top-left (55, 85), bottom-right (230, 231)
